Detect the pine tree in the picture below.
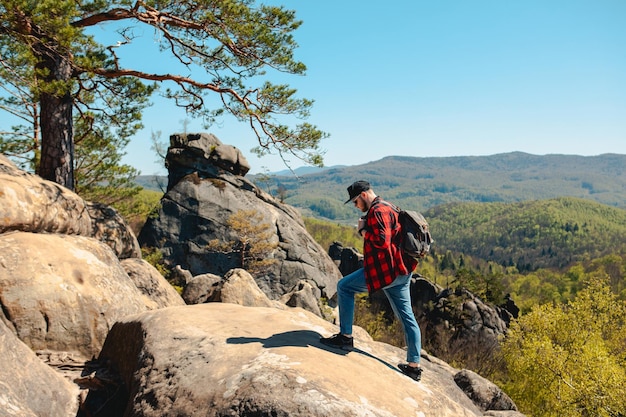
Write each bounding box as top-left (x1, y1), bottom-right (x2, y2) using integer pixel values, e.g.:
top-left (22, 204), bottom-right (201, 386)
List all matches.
top-left (1, 0), bottom-right (326, 189)
top-left (207, 209), bottom-right (278, 276)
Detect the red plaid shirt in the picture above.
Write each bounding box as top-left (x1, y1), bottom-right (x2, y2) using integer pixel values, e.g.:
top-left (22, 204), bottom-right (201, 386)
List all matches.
top-left (361, 197), bottom-right (418, 293)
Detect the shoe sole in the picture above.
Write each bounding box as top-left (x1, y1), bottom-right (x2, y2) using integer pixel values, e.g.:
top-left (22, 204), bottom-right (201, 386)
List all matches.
top-left (320, 341), bottom-right (354, 351)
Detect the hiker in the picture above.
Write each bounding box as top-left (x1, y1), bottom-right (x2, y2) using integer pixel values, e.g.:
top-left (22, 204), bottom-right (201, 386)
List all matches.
top-left (320, 180), bottom-right (423, 381)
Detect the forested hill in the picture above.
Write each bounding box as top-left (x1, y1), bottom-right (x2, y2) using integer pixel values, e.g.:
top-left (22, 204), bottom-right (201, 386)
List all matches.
top-left (260, 152), bottom-right (626, 222)
top-left (425, 197), bottom-right (626, 272)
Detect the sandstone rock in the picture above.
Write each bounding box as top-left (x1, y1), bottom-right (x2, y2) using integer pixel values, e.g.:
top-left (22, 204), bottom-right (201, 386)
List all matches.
top-left (0, 232), bottom-right (148, 357)
top-left (92, 303), bottom-right (493, 417)
top-left (170, 264), bottom-right (194, 287)
top-left (281, 279), bottom-right (323, 317)
top-left (182, 272), bottom-right (223, 304)
top-left (411, 277), bottom-right (442, 306)
top-left (86, 201), bottom-right (141, 259)
top-left (328, 241), bottom-right (344, 267)
top-left (138, 133), bottom-right (342, 305)
top-left (0, 153), bottom-right (15, 167)
top-left (454, 369), bottom-right (518, 412)
top-left (165, 132), bottom-right (250, 188)
top-left (0, 319), bottom-right (78, 417)
top-left (182, 268), bottom-right (282, 308)
top-left (0, 156), bottom-right (142, 259)
top-left (218, 268), bottom-right (277, 307)
top-left (329, 242), bottom-right (363, 276)
top-left (185, 270), bottom-right (324, 316)
top-left (498, 294), bottom-right (520, 325)
top-left (121, 257), bottom-right (186, 309)
top-left (0, 155), bottom-right (92, 236)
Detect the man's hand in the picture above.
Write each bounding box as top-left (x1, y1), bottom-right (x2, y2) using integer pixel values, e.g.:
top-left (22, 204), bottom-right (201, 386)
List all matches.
top-left (357, 217), bottom-right (366, 235)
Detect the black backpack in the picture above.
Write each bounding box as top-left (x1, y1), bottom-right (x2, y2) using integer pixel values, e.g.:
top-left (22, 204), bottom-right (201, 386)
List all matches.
top-left (382, 201), bottom-right (433, 258)
top-left (398, 209), bottom-right (433, 258)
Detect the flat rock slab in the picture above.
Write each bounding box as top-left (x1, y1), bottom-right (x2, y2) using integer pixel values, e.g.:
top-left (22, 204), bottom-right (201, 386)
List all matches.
top-left (96, 303), bottom-right (483, 417)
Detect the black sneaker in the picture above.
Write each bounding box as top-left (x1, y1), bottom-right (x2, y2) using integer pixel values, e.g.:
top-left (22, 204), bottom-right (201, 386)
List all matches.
top-left (320, 333), bottom-right (354, 350)
top-left (398, 364), bottom-right (422, 381)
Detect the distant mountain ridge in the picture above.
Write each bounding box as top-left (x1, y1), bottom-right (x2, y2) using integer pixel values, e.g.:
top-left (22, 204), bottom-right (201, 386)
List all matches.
top-left (264, 152), bottom-right (626, 222)
top-left (268, 164), bottom-right (346, 176)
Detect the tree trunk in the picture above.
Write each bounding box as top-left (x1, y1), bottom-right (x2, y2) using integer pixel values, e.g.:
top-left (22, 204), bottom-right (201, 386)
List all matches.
top-left (35, 49), bottom-right (75, 190)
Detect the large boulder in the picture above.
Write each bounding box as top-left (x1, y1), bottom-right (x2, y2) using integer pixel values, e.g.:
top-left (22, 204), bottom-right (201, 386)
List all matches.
top-left (454, 369), bottom-right (518, 412)
top-left (88, 303), bottom-right (519, 417)
top-left (0, 319), bottom-right (78, 417)
top-left (86, 201), bottom-right (141, 259)
top-left (0, 154), bottom-right (140, 259)
top-left (280, 279), bottom-right (324, 317)
top-left (0, 153), bottom-right (92, 236)
top-left (138, 133), bottom-right (342, 305)
top-left (0, 232), bottom-right (150, 357)
top-left (181, 272), bottom-right (223, 304)
top-left (121, 258), bottom-right (186, 310)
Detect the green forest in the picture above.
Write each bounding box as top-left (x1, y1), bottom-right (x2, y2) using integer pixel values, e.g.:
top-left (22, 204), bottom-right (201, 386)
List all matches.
top-left (425, 197), bottom-right (626, 273)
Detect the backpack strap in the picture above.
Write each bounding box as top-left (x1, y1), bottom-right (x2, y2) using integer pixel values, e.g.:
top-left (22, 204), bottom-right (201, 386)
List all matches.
top-left (373, 199), bottom-right (402, 242)
top-left (377, 199), bottom-right (401, 213)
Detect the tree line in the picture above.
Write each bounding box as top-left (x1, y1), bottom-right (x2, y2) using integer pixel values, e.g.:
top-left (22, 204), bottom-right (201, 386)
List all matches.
top-left (425, 197), bottom-right (626, 273)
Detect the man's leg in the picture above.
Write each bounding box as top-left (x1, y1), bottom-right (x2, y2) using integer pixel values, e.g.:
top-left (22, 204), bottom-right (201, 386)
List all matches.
top-left (337, 267), bottom-right (368, 335)
top-left (321, 268), bottom-right (367, 348)
top-left (383, 273), bottom-right (422, 365)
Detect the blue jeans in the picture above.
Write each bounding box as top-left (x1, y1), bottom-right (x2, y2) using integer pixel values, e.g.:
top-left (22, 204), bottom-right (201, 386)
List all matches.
top-left (337, 268), bottom-right (422, 364)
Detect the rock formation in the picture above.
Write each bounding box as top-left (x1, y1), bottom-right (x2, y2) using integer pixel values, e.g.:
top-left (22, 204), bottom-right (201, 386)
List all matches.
top-left (138, 133), bottom-right (342, 307)
top-left (0, 319), bottom-right (78, 417)
top-left (0, 232), bottom-right (149, 357)
top-left (409, 278), bottom-right (515, 369)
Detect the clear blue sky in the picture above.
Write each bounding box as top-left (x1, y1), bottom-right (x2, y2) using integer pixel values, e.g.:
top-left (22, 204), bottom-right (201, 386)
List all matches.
top-left (117, 0), bottom-right (626, 175)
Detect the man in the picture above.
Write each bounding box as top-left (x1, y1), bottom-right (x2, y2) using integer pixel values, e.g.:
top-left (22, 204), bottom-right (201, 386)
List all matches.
top-left (320, 180), bottom-right (423, 381)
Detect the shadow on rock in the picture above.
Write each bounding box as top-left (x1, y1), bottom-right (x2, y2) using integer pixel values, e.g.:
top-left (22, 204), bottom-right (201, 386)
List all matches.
top-left (227, 330), bottom-right (402, 374)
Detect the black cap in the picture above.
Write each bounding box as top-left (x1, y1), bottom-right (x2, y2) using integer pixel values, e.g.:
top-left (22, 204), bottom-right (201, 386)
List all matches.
top-left (344, 180), bottom-right (370, 204)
